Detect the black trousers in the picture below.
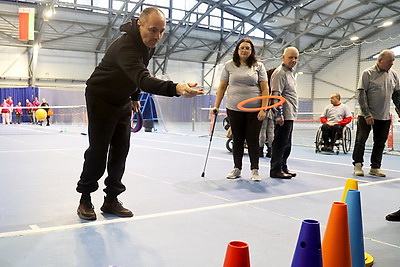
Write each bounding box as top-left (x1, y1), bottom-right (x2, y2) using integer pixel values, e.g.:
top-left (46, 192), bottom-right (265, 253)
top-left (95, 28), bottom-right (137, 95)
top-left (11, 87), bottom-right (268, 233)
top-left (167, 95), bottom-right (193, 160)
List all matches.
top-left (227, 108), bottom-right (262, 170)
top-left (27, 112), bottom-right (33, 123)
top-left (270, 120), bottom-right (294, 174)
top-left (16, 114), bottom-right (21, 124)
top-left (77, 93), bottom-right (132, 197)
top-left (321, 123), bottom-right (343, 146)
top-left (352, 116), bottom-right (390, 169)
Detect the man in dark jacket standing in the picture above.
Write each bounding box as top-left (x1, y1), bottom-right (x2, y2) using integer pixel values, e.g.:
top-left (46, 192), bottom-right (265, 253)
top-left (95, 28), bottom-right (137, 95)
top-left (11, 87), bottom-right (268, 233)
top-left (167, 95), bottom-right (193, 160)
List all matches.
top-left (76, 7), bottom-right (204, 220)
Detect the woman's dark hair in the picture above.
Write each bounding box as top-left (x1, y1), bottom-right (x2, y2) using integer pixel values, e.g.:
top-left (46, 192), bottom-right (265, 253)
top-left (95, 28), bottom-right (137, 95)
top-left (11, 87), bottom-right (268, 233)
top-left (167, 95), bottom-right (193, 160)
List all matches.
top-left (233, 38), bottom-right (257, 68)
top-left (266, 67), bottom-right (276, 90)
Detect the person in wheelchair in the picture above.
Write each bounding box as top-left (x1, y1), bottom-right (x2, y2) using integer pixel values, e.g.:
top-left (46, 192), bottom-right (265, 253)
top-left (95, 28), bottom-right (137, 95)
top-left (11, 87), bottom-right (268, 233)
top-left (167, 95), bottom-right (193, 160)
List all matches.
top-left (319, 93), bottom-right (352, 151)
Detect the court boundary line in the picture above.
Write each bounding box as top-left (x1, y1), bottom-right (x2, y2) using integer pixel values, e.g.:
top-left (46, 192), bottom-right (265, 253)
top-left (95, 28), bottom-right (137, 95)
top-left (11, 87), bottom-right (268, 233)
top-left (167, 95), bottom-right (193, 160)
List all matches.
top-left (1, 177), bottom-right (400, 239)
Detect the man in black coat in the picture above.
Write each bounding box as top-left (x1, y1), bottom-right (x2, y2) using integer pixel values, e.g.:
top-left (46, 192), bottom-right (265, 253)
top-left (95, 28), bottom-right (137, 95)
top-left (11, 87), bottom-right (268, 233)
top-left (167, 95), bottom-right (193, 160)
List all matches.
top-left (76, 7), bottom-right (203, 220)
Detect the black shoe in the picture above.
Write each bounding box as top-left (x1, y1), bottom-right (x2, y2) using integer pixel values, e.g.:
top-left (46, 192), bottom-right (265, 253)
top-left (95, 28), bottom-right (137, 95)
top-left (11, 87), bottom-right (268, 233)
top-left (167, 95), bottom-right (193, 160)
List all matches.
top-left (77, 200), bottom-right (96, 220)
top-left (283, 169), bottom-right (297, 177)
top-left (386, 209), bottom-right (400, 221)
top-left (100, 197), bottom-right (134, 217)
top-left (259, 147), bottom-right (264, 157)
top-left (266, 147), bottom-right (272, 158)
top-left (270, 171), bottom-right (292, 179)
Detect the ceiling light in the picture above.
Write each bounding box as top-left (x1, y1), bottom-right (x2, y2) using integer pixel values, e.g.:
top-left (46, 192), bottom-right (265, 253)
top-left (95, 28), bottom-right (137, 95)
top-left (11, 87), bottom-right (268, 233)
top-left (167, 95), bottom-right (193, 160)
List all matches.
top-left (44, 7), bottom-right (56, 19)
top-left (382, 21), bottom-right (393, 27)
top-left (45, 9), bottom-right (53, 18)
top-left (350, 36), bottom-right (359, 41)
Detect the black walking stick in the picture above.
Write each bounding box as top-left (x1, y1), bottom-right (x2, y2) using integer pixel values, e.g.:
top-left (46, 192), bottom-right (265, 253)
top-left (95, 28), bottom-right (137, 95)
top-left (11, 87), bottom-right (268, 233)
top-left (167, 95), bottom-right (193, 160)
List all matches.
top-left (201, 110), bottom-right (218, 177)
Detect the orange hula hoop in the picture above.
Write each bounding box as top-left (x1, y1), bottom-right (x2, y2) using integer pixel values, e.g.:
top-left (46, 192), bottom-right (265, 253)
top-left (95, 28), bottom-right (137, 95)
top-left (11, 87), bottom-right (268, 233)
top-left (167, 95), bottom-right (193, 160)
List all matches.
top-left (237, 95), bottom-right (286, 112)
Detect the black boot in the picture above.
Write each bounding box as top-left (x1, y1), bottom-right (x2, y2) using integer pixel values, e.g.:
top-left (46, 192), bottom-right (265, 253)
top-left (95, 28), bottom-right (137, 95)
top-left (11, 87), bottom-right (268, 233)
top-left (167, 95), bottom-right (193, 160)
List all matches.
top-left (77, 194), bottom-right (96, 220)
top-left (101, 196), bottom-right (134, 217)
top-left (259, 146), bottom-right (264, 157)
top-left (266, 146), bottom-right (272, 158)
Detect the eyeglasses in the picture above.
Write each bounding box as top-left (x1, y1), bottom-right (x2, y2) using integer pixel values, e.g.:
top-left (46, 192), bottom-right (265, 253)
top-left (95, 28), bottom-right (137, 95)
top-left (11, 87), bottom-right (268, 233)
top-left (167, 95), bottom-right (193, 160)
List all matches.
top-left (239, 47), bottom-right (251, 50)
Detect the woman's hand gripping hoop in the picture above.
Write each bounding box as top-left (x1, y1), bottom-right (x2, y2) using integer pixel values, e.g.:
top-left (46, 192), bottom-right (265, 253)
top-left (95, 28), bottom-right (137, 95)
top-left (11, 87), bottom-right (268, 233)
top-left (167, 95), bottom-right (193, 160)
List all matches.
top-left (131, 110), bottom-right (143, 133)
top-left (237, 95), bottom-right (286, 111)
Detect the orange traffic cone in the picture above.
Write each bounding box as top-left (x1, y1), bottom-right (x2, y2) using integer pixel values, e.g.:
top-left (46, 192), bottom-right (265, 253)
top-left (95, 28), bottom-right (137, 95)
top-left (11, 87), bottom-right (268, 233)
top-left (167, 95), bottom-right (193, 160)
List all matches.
top-left (223, 241), bottom-right (250, 267)
top-left (322, 202), bottom-right (352, 267)
top-left (341, 179), bottom-right (358, 202)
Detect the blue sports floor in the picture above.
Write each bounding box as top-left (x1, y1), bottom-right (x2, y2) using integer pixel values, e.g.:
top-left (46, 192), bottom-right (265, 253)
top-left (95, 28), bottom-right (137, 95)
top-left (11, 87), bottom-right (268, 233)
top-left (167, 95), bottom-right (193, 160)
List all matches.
top-left (0, 124), bottom-right (399, 266)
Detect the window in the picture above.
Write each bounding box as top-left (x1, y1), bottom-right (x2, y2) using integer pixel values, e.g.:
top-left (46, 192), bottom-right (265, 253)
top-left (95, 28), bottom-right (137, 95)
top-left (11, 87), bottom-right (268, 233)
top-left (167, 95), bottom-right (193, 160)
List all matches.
top-left (372, 46), bottom-right (400, 59)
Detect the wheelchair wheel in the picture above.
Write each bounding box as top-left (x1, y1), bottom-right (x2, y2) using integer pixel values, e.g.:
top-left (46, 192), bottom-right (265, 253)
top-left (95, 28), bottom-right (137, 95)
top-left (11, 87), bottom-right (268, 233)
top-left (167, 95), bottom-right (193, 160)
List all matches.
top-left (315, 126), bottom-right (323, 153)
top-left (226, 138), bottom-right (233, 152)
top-left (342, 126), bottom-right (351, 154)
top-left (222, 117), bottom-right (230, 130)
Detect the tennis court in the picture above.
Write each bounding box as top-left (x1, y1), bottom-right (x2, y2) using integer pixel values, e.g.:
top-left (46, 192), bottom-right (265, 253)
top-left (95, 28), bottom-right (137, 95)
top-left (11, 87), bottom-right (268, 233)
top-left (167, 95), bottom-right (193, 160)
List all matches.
top-left (0, 123), bottom-right (399, 266)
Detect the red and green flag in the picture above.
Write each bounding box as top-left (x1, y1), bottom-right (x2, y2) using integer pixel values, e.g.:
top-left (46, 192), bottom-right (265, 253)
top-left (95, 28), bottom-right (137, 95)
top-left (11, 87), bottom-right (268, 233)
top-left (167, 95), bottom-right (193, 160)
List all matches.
top-left (19, 8), bottom-right (35, 41)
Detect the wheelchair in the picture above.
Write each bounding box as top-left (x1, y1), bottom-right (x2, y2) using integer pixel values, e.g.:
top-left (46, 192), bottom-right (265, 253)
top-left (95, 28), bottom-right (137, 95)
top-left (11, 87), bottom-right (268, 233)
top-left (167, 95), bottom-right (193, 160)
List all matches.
top-left (223, 116), bottom-right (247, 152)
top-left (315, 125), bottom-right (351, 154)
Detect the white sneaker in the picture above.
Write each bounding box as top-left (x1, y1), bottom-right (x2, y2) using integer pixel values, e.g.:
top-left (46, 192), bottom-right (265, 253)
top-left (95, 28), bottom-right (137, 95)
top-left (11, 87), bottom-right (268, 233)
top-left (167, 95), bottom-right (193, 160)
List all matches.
top-left (251, 169), bottom-right (261, 181)
top-left (226, 168), bottom-right (241, 179)
top-left (354, 163), bottom-right (364, 176)
top-left (369, 168), bottom-right (386, 177)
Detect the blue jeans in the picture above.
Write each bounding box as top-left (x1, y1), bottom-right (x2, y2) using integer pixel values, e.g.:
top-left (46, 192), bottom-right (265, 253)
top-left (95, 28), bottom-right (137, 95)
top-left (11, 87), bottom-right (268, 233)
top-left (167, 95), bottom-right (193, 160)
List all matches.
top-left (352, 116), bottom-right (390, 169)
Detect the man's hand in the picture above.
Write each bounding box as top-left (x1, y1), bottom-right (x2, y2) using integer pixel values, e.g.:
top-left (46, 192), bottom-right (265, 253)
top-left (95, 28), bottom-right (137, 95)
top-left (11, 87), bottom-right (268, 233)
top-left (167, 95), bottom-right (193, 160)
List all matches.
top-left (132, 101), bottom-right (141, 112)
top-left (276, 118), bottom-right (284, 126)
top-left (257, 110), bottom-right (267, 121)
top-left (365, 116), bottom-right (374, 125)
top-left (176, 83), bottom-right (204, 98)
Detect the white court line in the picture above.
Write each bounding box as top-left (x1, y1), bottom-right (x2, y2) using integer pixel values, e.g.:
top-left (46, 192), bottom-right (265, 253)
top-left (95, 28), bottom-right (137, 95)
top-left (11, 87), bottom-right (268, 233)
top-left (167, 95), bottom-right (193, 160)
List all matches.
top-left (364, 237), bottom-right (400, 249)
top-left (29, 225), bottom-right (40, 230)
top-left (2, 132), bottom-right (399, 174)
top-left (133, 135), bottom-right (400, 173)
top-left (132, 144), bottom-right (400, 181)
top-left (2, 177), bottom-right (400, 239)
top-left (0, 148), bottom-right (82, 153)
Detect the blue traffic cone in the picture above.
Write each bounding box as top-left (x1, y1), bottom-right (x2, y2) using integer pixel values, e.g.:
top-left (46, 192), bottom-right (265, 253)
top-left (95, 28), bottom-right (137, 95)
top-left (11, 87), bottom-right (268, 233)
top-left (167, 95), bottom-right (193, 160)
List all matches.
top-left (291, 219), bottom-right (323, 267)
top-left (345, 189), bottom-right (366, 267)
top-left (341, 179), bottom-right (358, 202)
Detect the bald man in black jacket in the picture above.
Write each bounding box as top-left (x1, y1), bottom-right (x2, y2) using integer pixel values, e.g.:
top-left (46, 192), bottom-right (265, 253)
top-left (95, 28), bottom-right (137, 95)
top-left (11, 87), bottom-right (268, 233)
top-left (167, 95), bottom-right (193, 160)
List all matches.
top-left (77, 7), bottom-right (203, 220)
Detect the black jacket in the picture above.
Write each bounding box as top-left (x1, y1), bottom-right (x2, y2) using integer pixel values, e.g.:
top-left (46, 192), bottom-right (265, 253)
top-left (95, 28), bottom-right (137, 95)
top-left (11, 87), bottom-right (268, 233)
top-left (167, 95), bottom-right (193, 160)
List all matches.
top-left (86, 18), bottom-right (178, 106)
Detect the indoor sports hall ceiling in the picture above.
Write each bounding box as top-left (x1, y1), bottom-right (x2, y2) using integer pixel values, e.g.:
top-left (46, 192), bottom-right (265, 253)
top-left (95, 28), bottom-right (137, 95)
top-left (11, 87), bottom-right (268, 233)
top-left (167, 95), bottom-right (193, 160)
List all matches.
top-left (0, 0), bottom-right (399, 72)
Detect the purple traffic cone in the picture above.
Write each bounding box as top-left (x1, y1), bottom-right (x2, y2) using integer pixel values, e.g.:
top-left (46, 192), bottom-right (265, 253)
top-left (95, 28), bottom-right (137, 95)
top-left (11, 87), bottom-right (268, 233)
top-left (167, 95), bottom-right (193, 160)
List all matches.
top-left (291, 219), bottom-right (323, 267)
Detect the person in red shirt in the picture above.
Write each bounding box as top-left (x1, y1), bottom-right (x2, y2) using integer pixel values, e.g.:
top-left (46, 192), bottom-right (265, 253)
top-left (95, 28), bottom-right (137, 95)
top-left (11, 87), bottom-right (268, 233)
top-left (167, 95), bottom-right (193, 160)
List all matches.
top-left (15, 102), bottom-right (23, 124)
top-left (26, 99), bottom-right (34, 123)
top-left (6, 96), bottom-right (13, 124)
top-left (32, 97), bottom-right (41, 124)
top-left (319, 93), bottom-right (352, 151)
top-left (1, 99), bottom-right (11, 124)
